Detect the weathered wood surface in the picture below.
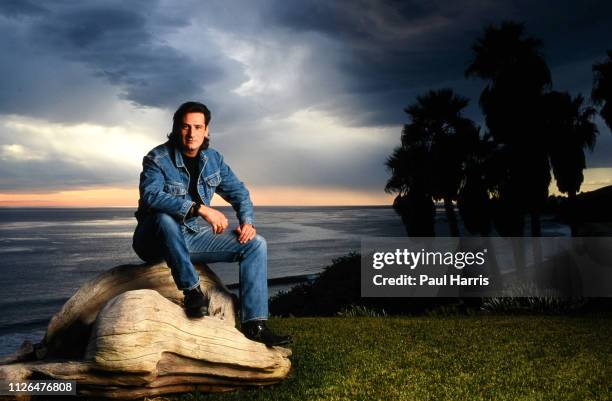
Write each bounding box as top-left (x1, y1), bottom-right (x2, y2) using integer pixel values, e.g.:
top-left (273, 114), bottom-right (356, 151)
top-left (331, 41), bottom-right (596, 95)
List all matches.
top-left (0, 263), bottom-right (292, 399)
top-left (39, 262), bottom-right (237, 360)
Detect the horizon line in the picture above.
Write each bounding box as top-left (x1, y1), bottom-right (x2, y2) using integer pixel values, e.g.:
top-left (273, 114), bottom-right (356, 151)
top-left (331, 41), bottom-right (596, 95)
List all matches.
top-left (0, 204), bottom-right (394, 208)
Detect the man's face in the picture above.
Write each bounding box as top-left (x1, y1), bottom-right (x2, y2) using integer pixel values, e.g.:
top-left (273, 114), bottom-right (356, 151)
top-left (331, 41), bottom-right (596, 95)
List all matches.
top-left (180, 112), bottom-right (208, 156)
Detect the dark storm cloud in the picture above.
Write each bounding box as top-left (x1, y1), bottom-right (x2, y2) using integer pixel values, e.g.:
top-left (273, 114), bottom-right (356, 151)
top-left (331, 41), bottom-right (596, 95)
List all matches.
top-left (0, 0), bottom-right (610, 194)
top-left (268, 0), bottom-right (612, 126)
top-left (3, 0), bottom-right (609, 126)
top-left (505, 0), bottom-right (612, 66)
top-left (265, 0), bottom-right (497, 125)
top-left (0, 22), bottom-right (122, 124)
top-left (0, 0), bottom-right (247, 125)
top-left (27, 3), bottom-right (223, 109)
top-left (263, 0), bottom-right (612, 170)
top-left (272, 1), bottom-right (448, 42)
top-left (0, 0), bottom-right (47, 18)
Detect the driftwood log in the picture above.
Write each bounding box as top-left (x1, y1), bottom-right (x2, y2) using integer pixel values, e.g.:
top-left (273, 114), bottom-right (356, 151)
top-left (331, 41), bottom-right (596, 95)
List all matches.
top-left (0, 262), bottom-right (291, 399)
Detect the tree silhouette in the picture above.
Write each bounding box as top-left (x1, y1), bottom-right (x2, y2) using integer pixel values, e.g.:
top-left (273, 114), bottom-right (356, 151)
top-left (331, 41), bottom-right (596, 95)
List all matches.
top-left (385, 131), bottom-right (435, 236)
top-left (458, 133), bottom-right (496, 236)
top-left (465, 21), bottom-right (552, 237)
top-left (592, 50), bottom-right (612, 131)
top-left (545, 92), bottom-right (598, 197)
top-left (544, 91), bottom-right (598, 235)
top-left (386, 89), bottom-right (477, 236)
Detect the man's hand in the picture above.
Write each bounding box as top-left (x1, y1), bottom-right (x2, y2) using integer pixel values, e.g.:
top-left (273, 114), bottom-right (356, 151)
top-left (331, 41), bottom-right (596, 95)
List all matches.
top-left (234, 224), bottom-right (256, 244)
top-left (199, 205), bottom-right (229, 234)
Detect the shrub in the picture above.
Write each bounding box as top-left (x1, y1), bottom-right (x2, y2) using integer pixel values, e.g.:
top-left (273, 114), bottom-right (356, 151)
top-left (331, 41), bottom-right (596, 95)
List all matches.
top-left (269, 252), bottom-right (467, 317)
top-left (336, 304), bottom-right (387, 317)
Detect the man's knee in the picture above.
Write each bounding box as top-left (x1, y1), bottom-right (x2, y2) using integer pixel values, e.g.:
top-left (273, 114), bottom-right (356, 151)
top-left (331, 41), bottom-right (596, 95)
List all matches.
top-left (133, 214), bottom-right (178, 262)
top-left (241, 233), bottom-right (266, 248)
top-left (247, 234), bottom-right (267, 251)
top-left (251, 234), bottom-right (268, 248)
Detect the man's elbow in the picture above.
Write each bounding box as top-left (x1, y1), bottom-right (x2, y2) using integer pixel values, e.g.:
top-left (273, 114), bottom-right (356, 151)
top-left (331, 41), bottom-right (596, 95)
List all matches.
top-left (235, 197), bottom-right (253, 212)
top-left (140, 190), bottom-right (161, 210)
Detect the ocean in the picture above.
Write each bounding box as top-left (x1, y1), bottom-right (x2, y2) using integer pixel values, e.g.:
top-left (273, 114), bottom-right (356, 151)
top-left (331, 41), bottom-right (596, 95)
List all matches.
top-left (0, 206), bottom-right (407, 356)
top-left (0, 206), bottom-right (572, 356)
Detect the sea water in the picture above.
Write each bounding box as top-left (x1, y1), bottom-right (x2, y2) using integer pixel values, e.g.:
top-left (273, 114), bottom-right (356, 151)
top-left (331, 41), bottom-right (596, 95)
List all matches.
top-left (0, 206), bottom-right (570, 355)
top-left (0, 206), bottom-right (406, 355)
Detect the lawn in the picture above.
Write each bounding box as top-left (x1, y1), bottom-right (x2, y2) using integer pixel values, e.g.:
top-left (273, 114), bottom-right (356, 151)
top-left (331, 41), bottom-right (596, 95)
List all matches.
top-left (172, 315), bottom-right (611, 401)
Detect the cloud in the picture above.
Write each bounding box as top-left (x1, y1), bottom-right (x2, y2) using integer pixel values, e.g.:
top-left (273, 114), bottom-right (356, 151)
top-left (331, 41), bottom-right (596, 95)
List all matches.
top-left (0, 143), bottom-right (48, 162)
top-left (27, 1), bottom-right (228, 109)
top-left (0, 0), bottom-right (611, 198)
top-left (211, 108), bottom-right (399, 190)
top-left (0, 0), bottom-right (247, 125)
top-left (0, 114), bottom-right (159, 191)
top-left (266, 0), bottom-right (612, 126)
top-left (0, 0), bottom-right (46, 18)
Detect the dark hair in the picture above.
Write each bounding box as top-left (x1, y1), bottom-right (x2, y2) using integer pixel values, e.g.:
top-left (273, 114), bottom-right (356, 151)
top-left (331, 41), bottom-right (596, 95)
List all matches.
top-left (167, 101), bottom-right (212, 151)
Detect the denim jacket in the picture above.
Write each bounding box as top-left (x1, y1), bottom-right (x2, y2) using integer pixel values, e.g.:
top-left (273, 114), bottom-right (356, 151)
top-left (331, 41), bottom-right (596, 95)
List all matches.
top-left (135, 141), bottom-right (254, 232)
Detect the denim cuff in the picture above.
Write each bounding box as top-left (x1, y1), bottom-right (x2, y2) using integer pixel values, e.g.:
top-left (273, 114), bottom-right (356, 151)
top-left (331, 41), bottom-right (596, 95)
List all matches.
top-left (239, 215), bottom-right (254, 226)
top-left (182, 279), bottom-right (201, 292)
top-left (235, 201), bottom-right (254, 226)
top-left (179, 200), bottom-right (195, 223)
top-left (242, 316), bottom-right (268, 323)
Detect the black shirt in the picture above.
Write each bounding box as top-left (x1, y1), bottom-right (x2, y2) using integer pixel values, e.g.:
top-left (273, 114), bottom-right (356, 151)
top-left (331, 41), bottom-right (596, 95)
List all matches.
top-left (183, 154), bottom-right (203, 204)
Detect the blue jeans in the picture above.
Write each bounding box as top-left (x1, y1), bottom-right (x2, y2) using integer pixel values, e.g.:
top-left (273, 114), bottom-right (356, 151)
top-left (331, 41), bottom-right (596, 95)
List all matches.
top-left (132, 213), bottom-right (269, 323)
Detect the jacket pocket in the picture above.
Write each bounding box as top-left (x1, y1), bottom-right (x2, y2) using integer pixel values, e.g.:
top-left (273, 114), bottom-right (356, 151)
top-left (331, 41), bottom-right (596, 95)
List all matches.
top-left (164, 182), bottom-right (187, 196)
top-left (204, 171), bottom-right (221, 187)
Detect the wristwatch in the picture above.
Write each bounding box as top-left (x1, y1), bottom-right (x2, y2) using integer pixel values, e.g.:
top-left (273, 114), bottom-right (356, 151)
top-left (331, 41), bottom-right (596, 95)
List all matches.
top-left (190, 202), bottom-right (201, 218)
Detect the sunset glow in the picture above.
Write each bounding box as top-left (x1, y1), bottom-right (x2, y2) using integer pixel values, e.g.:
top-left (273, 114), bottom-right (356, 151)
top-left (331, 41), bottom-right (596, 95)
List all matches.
top-left (0, 186), bottom-right (397, 207)
top-left (2, 167), bottom-right (611, 208)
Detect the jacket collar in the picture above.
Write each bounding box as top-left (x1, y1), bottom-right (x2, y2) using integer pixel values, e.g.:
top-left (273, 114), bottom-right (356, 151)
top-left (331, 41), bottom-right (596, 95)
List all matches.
top-left (173, 145), bottom-right (208, 168)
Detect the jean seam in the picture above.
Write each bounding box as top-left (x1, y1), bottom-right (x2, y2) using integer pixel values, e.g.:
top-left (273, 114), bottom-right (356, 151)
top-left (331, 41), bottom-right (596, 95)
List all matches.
top-left (242, 316), bottom-right (268, 323)
top-left (183, 279), bottom-right (201, 291)
top-left (187, 250), bottom-right (241, 262)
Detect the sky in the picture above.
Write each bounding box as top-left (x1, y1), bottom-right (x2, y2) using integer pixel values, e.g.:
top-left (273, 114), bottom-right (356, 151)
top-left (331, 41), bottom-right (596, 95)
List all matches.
top-left (0, 0), bottom-right (611, 206)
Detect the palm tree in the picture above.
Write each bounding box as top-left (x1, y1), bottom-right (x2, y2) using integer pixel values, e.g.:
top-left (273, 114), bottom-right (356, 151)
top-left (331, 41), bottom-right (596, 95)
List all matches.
top-left (592, 50), bottom-right (612, 131)
top-left (385, 145), bottom-right (435, 236)
top-left (386, 89), bottom-right (477, 236)
top-left (465, 21), bottom-right (552, 237)
top-left (544, 91), bottom-right (598, 235)
top-left (458, 133), bottom-right (495, 236)
top-left (457, 133), bottom-right (503, 280)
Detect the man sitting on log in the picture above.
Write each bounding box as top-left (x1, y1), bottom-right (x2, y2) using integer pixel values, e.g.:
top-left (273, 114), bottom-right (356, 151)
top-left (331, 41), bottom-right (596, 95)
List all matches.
top-left (132, 101), bottom-right (291, 347)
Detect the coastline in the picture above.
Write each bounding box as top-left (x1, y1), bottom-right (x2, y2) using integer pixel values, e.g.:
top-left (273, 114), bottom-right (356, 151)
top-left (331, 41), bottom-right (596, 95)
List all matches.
top-left (0, 206), bottom-right (405, 355)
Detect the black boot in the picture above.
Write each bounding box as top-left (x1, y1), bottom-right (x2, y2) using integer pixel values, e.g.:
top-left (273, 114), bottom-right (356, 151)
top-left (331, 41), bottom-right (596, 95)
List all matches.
top-left (183, 286), bottom-right (209, 318)
top-left (241, 320), bottom-right (292, 346)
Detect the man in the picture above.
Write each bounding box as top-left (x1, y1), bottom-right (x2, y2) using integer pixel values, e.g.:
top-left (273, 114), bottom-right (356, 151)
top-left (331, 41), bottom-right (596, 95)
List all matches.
top-left (132, 101), bottom-right (291, 347)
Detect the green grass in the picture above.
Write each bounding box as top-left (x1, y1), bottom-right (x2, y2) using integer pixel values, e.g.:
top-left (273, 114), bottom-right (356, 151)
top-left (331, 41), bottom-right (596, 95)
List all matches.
top-left (173, 316), bottom-right (611, 401)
